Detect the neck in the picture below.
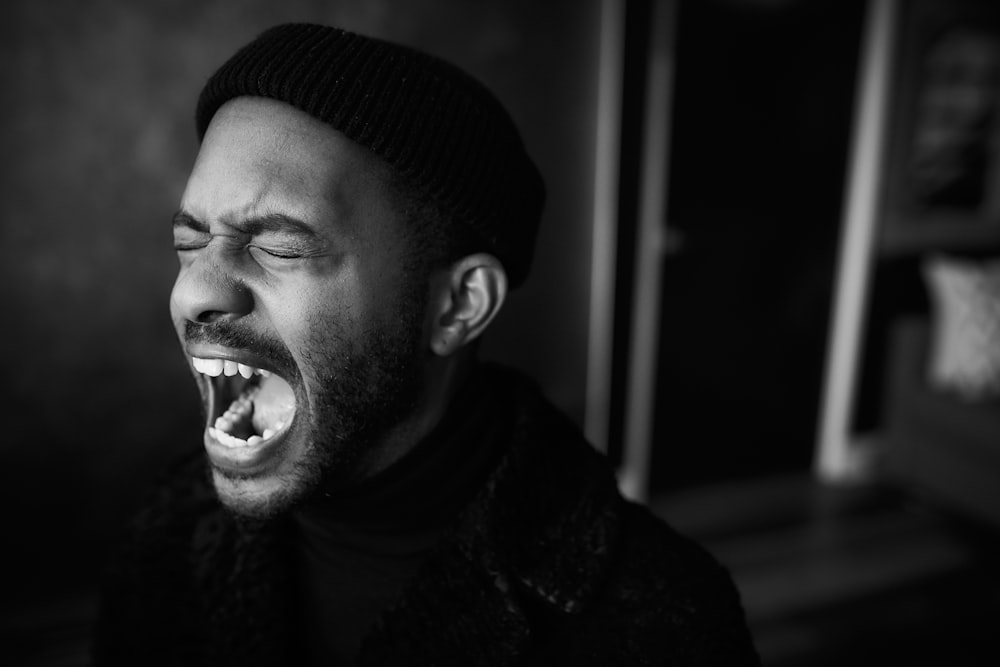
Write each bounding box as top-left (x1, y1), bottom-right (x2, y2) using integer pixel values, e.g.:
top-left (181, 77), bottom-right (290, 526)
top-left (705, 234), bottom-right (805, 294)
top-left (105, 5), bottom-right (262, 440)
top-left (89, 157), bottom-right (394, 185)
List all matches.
top-left (288, 358), bottom-right (505, 664)
top-left (349, 349), bottom-right (475, 484)
top-left (295, 356), bottom-right (502, 531)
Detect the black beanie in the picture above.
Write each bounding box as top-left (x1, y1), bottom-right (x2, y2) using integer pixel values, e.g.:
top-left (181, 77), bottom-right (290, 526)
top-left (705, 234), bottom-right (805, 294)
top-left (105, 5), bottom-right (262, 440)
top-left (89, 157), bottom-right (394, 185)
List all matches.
top-left (195, 23), bottom-right (545, 288)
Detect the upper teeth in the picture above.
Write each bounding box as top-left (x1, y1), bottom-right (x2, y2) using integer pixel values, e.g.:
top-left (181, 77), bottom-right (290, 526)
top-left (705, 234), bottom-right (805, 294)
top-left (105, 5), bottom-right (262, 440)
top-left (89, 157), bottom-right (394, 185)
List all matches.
top-left (191, 357), bottom-right (270, 379)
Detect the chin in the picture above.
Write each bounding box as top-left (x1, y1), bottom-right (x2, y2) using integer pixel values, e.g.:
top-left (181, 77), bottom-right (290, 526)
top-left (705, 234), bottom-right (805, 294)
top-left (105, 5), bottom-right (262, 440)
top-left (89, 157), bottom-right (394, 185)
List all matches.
top-left (209, 463), bottom-right (314, 520)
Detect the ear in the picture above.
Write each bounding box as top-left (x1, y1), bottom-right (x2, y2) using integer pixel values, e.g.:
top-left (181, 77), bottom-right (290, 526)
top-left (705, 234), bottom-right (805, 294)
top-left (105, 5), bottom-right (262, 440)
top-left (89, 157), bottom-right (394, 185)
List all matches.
top-left (428, 254), bottom-right (508, 357)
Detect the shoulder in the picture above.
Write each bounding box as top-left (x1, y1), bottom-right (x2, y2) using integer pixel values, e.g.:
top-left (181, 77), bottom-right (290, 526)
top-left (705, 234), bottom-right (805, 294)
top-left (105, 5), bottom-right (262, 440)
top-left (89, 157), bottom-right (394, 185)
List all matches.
top-left (92, 452), bottom-right (220, 663)
top-left (601, 501), bottom-right (760, 664)
top-left (521, 496), bottom-right (760, 665)
top-left (110, 450), bottom-right (221, 564)
top-left (479, 365), bottom-right (759, 664)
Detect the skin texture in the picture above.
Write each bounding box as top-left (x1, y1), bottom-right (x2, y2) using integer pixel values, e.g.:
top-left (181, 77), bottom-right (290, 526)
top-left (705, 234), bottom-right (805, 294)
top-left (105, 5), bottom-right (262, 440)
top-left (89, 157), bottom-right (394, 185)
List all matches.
top-left (170, 97), bottom-right (507, 518)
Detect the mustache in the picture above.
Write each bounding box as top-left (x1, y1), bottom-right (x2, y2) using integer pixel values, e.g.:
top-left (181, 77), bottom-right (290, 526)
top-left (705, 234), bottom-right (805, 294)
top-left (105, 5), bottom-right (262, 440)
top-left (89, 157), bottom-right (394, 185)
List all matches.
top-left (183, 321), bottom-right (290, 365)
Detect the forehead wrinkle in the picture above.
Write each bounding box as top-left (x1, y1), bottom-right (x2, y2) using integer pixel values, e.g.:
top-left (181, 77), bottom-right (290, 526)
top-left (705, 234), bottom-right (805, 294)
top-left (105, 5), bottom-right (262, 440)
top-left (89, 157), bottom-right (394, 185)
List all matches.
top-left (196, 98), bottom-right (399, 242)
top-left (209, 175), bottom-right (282, 229)
top-left (261, 133), bottom-right (363, 233)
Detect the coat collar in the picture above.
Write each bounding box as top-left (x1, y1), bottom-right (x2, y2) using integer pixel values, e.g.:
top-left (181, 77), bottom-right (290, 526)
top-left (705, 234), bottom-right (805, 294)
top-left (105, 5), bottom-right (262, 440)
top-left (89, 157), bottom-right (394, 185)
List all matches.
top-left (465, 367), bottom-right (623, 612)
top-left (360, 366), bottom-right (624, 661)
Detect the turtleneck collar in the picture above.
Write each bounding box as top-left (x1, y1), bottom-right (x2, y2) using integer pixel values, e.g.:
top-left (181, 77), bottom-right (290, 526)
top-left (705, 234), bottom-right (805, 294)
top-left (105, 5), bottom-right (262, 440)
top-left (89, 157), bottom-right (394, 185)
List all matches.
top-left (288, 364), bottom-right (512, 665)
top-left (291, 362), bottom-right (511, 552)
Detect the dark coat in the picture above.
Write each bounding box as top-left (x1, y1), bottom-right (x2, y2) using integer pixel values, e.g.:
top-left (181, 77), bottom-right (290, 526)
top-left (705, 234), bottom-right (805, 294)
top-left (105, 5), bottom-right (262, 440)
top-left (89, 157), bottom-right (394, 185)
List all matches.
top-left (93, 368), bottom-right (760, 666)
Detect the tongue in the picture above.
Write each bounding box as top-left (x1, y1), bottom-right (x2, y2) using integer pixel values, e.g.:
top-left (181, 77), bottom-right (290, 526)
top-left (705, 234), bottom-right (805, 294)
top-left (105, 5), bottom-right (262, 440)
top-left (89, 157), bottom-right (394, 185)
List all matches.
top-left (251, 374), bottom-right (296, 434)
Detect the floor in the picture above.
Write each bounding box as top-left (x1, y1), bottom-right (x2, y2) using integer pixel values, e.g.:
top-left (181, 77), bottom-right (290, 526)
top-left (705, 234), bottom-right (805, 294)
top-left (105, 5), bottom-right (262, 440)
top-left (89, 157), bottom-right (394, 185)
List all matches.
top-left (652, 473), bottom-right (1000, 666)
top-left (6, 472), bottom-right (999, 666)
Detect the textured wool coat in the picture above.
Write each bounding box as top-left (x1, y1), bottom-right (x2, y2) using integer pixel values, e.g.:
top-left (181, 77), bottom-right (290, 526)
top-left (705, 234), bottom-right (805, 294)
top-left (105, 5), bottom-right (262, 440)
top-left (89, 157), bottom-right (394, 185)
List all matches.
top-left (92, 367), bottom-right (760, 666)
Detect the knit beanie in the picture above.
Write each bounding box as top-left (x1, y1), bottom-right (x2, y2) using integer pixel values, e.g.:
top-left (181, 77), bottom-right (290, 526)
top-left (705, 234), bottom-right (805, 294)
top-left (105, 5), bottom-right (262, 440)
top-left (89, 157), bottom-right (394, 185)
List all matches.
top-left (195, 23), bottom-right (545, 288)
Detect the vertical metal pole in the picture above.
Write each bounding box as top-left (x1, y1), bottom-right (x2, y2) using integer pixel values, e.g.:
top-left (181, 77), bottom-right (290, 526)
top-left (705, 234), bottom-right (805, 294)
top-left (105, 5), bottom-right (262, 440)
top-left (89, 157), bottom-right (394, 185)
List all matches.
top-left (816, 0), bottom-right (899, 481)
top-left (585, 0), bottom-right (626, 454)
top-left (619, 0), bottom-right (678, 503)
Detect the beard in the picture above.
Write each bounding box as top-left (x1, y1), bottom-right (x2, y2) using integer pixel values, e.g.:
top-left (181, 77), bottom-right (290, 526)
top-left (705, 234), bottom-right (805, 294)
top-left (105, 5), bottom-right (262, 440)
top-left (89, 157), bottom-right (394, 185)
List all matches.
top-left (187, 275), bottom-right (429, 520)
top-left (289, 300), bottom-right (427, 499)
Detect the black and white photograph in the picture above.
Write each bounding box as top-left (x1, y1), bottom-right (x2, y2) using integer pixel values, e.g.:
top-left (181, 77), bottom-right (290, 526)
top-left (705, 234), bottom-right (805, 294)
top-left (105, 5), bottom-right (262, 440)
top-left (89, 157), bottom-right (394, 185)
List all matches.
top-left (2, 1), bottom-right (998, 665)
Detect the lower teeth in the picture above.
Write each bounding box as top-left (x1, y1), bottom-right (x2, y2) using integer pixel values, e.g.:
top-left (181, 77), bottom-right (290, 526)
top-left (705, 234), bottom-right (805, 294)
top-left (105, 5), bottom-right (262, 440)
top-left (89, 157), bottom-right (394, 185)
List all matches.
top-left (211, 385), bottom-right (286, 447)
top-left (209, 426), bottom-right (283, 449)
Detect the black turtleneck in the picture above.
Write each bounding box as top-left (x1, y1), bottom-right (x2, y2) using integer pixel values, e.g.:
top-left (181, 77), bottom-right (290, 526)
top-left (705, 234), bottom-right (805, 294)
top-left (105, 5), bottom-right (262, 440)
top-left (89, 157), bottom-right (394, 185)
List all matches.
top-left (291, 367), bottom-right (510, 665)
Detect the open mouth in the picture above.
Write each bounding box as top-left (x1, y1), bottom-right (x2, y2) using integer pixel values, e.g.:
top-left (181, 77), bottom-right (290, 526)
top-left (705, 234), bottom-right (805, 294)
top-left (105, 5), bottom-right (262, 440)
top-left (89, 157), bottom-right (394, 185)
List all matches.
top-left (191, 357), bottom-right (296, 449)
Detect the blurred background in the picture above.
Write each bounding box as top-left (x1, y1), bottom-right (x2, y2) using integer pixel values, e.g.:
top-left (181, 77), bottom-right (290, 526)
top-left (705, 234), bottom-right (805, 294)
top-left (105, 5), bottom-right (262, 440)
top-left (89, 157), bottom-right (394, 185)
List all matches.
top-left (2, 0), bottom-right (999, 665)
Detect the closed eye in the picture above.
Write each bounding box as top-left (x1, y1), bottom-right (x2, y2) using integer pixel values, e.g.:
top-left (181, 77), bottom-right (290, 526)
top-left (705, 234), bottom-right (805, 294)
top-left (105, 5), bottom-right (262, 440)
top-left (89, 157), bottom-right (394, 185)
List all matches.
top-left (173, 229), bottom-right (210, 251)
top-left (248, 245), bottom-right (303, 259)
top-left (173, 211), bottom-right (211, 251)
top-left (171, 210), bottom-right (326, 260)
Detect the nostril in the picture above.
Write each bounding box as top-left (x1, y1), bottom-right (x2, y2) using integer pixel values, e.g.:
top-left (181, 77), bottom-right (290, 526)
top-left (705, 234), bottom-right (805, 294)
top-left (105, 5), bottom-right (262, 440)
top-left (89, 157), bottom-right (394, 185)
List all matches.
top-left (195, 310), bottom-right (230, 324)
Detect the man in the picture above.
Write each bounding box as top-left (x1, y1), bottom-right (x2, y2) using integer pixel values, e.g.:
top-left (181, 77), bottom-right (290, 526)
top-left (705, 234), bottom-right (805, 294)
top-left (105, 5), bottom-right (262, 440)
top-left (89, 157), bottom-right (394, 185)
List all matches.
top-left (93, 24), bottom-right (759, 665)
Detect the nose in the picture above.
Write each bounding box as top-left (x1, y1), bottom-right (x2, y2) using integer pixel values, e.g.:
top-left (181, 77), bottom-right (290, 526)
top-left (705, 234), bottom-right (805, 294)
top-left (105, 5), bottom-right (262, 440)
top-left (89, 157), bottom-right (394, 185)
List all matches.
top-left (170, 253), bottom-right (253, 325)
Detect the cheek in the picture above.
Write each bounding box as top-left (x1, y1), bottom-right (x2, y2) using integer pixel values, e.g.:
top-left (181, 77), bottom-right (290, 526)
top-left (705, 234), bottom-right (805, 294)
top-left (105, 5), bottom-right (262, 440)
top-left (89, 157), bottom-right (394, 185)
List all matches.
top-left (269, 292), bottom-right (361, 369)
top-left (257, 265), bottom-right (380, 370)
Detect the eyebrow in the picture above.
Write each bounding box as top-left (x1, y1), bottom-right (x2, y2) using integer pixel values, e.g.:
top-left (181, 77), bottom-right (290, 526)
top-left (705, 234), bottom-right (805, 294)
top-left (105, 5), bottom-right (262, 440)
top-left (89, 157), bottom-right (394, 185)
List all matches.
top-left (172, 210), bottom-right (319, 238)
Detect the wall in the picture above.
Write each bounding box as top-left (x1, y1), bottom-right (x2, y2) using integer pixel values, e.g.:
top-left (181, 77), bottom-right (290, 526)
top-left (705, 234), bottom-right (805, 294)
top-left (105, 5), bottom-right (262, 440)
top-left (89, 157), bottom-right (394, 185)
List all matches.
top-left (0, 0), bottom-right (600, 607)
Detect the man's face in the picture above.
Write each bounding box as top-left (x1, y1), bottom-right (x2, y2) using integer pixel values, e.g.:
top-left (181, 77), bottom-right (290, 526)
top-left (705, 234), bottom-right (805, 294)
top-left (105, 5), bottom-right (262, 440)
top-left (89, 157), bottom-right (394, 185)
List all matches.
top-left (170, 97), bottom-right (429, 518)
